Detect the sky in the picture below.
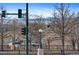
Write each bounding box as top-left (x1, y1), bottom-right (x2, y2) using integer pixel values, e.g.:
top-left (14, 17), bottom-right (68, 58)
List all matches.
top-left (29, 3), bottom-right (79, 18)
top-left (29, 3), bottom-right (55, 18)
top-left (0, 3), bottom-right (26, 13)
top-left (0, 3), bottom-right (79, 18)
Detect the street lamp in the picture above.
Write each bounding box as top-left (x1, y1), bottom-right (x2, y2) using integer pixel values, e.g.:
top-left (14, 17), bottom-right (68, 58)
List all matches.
top-left (37, 29), bottom-right (44, 55)
top-left (38, 29), bottom-right (43, 49)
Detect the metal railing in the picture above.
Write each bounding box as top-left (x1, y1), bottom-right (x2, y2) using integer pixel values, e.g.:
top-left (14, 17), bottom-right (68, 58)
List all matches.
top-left (0, 45), bottom-right (78, 55)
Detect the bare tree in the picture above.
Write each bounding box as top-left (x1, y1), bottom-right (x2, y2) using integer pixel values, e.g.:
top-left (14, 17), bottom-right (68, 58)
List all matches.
top-left (28, 15), bottom-right (46, 51)
top-left (47, 3), bottom-right (77, 54)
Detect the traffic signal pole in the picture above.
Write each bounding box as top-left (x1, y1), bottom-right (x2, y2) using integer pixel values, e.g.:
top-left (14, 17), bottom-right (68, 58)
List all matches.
top-left (1, 7), bottom-right (4, 51)
top-left (0, 5), bottom-right (28, 53)
top-left (26, 3), bottom-right (29, 55)
top-left (1, 13), bottom-right (4, 51)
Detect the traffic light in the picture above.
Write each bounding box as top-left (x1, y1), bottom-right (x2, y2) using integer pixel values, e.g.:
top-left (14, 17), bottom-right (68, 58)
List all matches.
top-left (18, 9), bottom-right (22, 18)
top-left (2, 10), bottom-right (6, 17)
top-left (21, 27), bottom-right (26, 35)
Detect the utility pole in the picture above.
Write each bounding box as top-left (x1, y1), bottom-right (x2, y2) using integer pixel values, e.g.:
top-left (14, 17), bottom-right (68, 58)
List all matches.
top-left (26, 3), bottom-right (29, 55)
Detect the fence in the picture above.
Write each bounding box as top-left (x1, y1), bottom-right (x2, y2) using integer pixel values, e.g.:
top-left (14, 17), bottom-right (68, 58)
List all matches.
top-left (0, 45), bottom-right (78, 55)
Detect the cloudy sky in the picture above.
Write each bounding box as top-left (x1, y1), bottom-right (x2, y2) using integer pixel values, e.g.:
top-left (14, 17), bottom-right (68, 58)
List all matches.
top-left (29, 3), bottom-right (79, 18)
top-left (0, 3), bottom-right (26, 13)
top-left (0, 3), bottom-right (79, 18)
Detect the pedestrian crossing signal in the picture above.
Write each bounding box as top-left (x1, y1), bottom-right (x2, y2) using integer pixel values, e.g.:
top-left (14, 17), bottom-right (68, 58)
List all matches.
top-left (21, 27), bottom-right (26, 35)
